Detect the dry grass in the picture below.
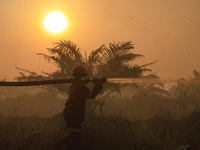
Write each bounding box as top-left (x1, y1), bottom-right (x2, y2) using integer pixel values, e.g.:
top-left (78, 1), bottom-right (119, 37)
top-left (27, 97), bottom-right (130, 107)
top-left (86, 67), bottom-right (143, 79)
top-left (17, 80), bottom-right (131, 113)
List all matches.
top-left (1, 111), bottom-right (200, 150)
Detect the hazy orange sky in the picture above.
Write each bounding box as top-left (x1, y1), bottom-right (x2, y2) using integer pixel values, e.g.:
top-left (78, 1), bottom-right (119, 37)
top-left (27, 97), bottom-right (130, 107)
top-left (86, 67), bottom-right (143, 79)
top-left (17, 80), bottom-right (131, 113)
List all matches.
top-left (0, 0), bottom-right (200, 80)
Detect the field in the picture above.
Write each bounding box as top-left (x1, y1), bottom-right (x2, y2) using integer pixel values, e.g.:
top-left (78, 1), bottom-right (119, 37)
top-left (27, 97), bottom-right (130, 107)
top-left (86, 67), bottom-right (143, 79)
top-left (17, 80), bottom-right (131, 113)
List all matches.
top-left (0, 79), bottom-right (200, 149)
top-left (1, 111), bottom-right (200, 150)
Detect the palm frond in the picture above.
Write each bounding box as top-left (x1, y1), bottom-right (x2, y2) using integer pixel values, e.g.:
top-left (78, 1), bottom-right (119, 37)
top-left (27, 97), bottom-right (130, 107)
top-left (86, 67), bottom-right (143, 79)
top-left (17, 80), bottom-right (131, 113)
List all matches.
top-left (115, 53), bottom-right (143, 63)
top-left (37, 53), bottom-right (52, 63)
top-left (109, 43), bottom-right (116, 55)
top-left (138, 60), bottom-right (158, 68)
top-left (119, 41), bottom-right (134, 50)
top-left (193, 70), bottom-right (200, 80)
top-left (88, 45), bottom-right (105, 64)
top-left (15, 66), bottom-right (37, 75)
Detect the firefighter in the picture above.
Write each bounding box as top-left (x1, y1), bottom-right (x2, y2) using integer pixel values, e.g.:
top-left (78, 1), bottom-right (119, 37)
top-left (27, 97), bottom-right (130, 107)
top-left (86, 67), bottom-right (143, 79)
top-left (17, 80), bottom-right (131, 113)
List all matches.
top-left (63, 65), bottom-right (105, 150)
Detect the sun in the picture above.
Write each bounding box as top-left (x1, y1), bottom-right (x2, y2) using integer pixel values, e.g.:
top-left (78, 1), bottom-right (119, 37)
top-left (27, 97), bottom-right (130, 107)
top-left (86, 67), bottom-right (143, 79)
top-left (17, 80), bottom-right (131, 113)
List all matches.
top-left (44, 11), bottom-right (68, 33)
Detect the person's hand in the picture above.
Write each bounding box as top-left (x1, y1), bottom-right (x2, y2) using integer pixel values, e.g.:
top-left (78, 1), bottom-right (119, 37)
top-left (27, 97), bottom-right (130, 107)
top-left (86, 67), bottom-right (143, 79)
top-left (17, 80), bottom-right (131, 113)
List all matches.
top-left (93, 78), bottom-right (102, 84)
top-left (93, 77), bottom-right (107, 85)
top-left (101, 77), bottom-right (107, 84)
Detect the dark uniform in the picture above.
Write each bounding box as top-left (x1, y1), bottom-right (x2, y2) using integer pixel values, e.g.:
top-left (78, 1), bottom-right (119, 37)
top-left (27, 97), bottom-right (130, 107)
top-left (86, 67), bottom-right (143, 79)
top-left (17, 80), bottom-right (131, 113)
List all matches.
top-left (63, 77), bottom-right (103, 149)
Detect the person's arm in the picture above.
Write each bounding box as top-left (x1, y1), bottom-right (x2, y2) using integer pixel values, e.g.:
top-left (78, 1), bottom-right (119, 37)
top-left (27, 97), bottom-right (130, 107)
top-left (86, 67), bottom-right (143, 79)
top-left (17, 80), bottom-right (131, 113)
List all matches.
top-left (87, 77), bottom-right (106, 99)
top-left (87, 84), bottom-right (102, 99)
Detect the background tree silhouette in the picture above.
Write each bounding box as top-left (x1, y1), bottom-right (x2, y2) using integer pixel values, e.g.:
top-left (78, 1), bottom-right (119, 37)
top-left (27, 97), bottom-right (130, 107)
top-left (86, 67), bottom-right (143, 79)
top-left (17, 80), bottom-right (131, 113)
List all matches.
top-left (15, 40), bottom-right (157, 115)
top-left (93, 41), bottom-right (153, 78)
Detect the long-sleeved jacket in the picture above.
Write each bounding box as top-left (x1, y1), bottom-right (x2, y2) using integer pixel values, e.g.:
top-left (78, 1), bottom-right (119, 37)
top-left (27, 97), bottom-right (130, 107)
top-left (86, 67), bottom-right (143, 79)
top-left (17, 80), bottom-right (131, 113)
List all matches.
top-left (64, 81), bottom-right (102, 122)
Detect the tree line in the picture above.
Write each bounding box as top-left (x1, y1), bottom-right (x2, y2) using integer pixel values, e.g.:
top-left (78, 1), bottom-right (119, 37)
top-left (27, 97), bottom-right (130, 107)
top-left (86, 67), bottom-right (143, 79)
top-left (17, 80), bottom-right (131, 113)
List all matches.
top-left (13, 40), bottom-right (157, 115)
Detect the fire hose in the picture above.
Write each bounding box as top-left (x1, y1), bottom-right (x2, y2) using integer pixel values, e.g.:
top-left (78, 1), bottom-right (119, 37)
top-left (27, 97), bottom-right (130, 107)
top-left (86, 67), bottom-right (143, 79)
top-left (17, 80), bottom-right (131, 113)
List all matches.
top-left (0, 77), bottom-right (197, 86)
top-left (0, 77), bottom-right (107, 86)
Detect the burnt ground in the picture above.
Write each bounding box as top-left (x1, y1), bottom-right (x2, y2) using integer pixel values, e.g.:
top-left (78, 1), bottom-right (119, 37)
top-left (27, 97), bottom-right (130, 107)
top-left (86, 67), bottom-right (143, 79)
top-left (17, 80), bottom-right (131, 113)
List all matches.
top-left (1, 112), bottom-right (200, 150)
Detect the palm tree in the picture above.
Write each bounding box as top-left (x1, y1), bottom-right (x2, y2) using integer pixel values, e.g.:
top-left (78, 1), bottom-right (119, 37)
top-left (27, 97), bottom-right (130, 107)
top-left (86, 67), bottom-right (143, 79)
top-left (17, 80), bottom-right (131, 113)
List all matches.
top-left (92, 41), bottom-right (157, 78)
top-left (15, 40), bottom-right (157, 115)
top-left (15, 40), bottom-right (85, 93)
top-left (84, 41), bottom-right (158, 115)
top-left (37, 40), bottom-right (84, 78)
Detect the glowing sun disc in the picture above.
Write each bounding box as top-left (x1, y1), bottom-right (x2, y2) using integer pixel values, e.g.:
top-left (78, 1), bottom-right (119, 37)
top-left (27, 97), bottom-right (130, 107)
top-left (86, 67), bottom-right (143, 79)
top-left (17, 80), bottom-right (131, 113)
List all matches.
top-left (44, 11), bottom-right (68, 33)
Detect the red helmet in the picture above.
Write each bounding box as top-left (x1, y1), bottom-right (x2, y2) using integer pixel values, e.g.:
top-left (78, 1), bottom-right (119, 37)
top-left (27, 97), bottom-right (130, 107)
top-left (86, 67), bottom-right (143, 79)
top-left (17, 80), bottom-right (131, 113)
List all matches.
top-left (72, 65), bottom-right (89, 75)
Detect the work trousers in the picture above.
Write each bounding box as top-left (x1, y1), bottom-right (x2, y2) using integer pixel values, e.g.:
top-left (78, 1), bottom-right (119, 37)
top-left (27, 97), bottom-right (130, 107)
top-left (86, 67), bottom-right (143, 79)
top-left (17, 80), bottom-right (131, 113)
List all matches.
top-left (64, 117), bottom-right (82, 150)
